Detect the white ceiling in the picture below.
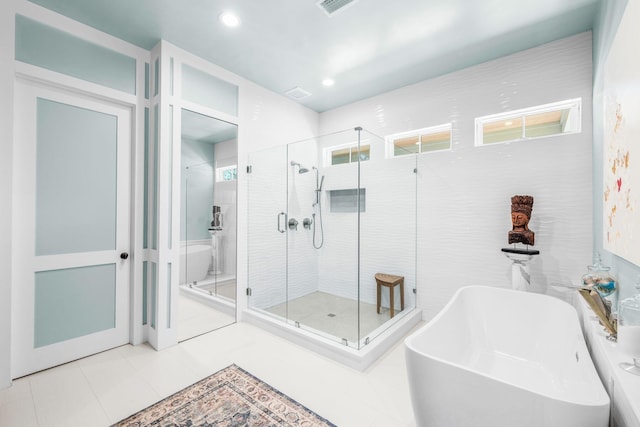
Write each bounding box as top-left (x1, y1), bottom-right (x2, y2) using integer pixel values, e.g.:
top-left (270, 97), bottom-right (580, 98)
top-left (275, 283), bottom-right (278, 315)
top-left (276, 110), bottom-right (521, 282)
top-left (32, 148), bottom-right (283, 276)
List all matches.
top-left (26, 0), bottom-right (602, 112)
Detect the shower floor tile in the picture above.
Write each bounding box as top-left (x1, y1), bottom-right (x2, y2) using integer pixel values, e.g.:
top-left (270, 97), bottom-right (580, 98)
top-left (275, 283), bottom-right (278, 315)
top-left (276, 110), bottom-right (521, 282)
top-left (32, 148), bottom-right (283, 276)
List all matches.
top-left (264, 291), bottom-right (401, 343)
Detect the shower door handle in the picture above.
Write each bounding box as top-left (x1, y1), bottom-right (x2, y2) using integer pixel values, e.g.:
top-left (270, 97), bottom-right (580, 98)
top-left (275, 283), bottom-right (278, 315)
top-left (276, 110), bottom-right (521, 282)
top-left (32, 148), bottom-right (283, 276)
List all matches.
top-left (277, 212), bottom-right (287, 233)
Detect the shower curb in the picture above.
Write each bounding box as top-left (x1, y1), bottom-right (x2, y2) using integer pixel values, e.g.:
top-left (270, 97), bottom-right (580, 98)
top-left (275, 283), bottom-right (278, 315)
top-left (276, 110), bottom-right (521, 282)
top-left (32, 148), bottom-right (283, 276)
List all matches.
top-left (242, 308), bottom-right (422, 371)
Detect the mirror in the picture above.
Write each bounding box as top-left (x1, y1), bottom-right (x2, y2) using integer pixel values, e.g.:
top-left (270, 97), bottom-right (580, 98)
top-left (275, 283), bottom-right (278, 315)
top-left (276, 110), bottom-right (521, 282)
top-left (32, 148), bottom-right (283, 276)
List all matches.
top-left (178, 108), bottom-right (237, 341)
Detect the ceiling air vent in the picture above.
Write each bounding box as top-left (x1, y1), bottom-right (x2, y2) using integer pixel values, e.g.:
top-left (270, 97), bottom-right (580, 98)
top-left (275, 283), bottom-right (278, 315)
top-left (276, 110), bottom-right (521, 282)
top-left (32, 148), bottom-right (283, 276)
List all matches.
top-left (285, 86), bottom-right (312, 100)
top-left (317, 0), bottom-right (359, 16)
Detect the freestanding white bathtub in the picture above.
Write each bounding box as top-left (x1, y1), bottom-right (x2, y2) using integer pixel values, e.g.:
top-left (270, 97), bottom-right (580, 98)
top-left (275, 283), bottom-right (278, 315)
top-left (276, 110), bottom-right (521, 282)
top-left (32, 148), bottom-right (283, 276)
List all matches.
top-left (179, 244), bottom-right (211, 284)
top-left (405, 286), bottom-right (609, 427)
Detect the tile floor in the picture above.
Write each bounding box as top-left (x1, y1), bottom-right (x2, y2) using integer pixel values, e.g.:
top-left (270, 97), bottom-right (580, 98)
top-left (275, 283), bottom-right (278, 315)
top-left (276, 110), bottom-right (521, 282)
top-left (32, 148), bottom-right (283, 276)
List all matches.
top-left (0, 320), bottom-right (422, 427)
top-left (177, 292), bottom-right (236, 342)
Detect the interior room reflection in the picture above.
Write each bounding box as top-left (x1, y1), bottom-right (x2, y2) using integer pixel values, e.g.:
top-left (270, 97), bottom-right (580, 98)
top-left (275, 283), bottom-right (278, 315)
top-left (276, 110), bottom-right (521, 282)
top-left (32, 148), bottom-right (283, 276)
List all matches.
top-left (178, 108), bottom-right (237, 341)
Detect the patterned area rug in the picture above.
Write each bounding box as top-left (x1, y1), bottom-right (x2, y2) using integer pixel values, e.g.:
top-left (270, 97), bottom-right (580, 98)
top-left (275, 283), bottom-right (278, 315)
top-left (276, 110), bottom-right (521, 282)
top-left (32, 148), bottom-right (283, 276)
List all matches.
top-left (113, 364), bottom-right (336, 426)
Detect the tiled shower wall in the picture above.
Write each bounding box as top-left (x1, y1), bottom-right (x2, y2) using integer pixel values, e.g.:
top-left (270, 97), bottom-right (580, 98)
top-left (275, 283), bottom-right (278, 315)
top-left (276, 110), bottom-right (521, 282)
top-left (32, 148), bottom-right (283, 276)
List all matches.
top-left (315, 133), bottom-right (418, 311)
top-left (318, 32), bottom-right (594, 319)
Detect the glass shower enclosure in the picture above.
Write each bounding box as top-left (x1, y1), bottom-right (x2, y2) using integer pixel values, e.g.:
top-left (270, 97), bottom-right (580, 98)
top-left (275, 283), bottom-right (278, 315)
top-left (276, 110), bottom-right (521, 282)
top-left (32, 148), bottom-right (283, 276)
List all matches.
top-left (247, 127), bottom-right (417, 349)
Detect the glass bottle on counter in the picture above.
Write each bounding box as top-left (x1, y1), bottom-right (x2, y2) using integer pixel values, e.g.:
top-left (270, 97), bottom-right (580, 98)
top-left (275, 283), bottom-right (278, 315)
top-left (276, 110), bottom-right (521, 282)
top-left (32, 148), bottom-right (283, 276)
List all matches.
top-left (618, 275), bottom-right (640, 376)
top-left (582, 253), bottom-right (618, 313)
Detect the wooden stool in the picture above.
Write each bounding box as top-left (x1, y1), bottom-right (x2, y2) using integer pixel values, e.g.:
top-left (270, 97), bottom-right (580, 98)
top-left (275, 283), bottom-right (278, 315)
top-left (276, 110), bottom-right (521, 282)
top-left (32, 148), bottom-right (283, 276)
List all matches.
top-left (375, 273), bottom-right (404, 318)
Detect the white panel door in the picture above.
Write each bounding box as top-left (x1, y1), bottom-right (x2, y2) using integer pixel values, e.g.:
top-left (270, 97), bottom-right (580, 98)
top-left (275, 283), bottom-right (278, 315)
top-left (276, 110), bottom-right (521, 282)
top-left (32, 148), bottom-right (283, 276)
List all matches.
top-left (12, 80), bottom-right (131, 377)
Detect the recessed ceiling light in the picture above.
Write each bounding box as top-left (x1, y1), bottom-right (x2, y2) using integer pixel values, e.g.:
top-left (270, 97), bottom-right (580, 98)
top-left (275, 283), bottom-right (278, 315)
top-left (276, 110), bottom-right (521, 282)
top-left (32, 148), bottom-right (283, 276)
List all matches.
top-left (322, 78), bottom-right (335, 87)
top-left (220, 12), bottom-right (240, 27)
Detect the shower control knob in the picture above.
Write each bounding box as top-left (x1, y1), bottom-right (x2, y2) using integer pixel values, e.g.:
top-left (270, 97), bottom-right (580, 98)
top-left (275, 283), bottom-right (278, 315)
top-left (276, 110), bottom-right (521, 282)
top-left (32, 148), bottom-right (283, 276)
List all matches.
top-left (120, 252), bottom-right (129, 260)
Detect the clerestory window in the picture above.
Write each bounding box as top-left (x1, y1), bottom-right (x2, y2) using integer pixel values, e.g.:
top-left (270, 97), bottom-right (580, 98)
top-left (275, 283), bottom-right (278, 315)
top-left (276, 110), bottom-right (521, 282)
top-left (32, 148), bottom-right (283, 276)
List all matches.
top-left (386, 124), bottom-right (452, 158)
top-left (327, 142), bottom-right (370, 165)
top-left (475, 98), bottom-right (581, 146)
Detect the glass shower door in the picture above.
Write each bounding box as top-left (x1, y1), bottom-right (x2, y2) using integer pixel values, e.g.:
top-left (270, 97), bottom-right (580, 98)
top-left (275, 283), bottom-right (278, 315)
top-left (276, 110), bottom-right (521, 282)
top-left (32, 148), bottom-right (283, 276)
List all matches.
top-left (247, 145), bottom-right (288, 316)
top-left (286, 132), bottom-right (360, 346)
top-left (358, 129), bottom-right (417, 347)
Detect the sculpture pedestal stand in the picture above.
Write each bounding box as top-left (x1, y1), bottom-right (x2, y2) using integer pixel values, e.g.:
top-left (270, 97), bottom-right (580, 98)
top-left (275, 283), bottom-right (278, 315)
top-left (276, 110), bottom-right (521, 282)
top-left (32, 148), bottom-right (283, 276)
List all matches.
top-left (501, 248), bottom-right (539, 291)
top-left (208, 228), bottom-right (222, 275)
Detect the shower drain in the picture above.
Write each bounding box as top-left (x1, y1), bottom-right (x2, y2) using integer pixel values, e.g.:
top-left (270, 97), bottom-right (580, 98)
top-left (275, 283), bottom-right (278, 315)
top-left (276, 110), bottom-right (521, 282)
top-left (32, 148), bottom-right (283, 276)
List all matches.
top-left (327, 313), bottom-right (336, 317)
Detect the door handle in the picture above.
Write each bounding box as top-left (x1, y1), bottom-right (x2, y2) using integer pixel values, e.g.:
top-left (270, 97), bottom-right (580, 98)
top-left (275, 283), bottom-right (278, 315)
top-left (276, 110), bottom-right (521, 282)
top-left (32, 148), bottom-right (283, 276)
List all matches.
top-left (120, 252), bottom-right (129, 260)
top-left (277, 212), bottom-right (287, 233)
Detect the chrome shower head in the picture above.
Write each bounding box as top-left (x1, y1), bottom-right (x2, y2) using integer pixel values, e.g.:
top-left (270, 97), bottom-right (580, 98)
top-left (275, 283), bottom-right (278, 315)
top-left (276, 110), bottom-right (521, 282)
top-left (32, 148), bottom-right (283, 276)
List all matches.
top-left (290, 161), bottom-right (309, 174)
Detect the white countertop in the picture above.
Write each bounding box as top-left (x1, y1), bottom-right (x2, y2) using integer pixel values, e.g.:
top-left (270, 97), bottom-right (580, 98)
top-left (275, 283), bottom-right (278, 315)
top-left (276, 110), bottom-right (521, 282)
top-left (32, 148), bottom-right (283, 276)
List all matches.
top-left (578, 297), bottom-right (640, 427)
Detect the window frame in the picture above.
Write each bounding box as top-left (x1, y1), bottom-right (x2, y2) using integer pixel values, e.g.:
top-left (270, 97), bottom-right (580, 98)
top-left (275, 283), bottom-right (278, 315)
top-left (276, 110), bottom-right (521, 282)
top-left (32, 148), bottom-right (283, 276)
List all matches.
top-left (474, 98), bottom-right (582, 147)
top-left (324, 140), bottom-right (371, 166)
top-left (385, 123), bottom-right (452, 158)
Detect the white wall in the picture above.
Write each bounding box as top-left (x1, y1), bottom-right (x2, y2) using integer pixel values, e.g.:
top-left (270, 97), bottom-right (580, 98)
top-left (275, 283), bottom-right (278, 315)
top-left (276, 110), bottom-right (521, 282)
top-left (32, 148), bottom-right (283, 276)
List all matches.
top-left (319, 32), bottom-right (594, 319)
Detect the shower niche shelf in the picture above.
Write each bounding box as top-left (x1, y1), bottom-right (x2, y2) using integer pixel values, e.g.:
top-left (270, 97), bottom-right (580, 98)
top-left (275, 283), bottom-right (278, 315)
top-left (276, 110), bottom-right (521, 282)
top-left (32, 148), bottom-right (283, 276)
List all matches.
top-left (329, 188), bottom-right (366, 213)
